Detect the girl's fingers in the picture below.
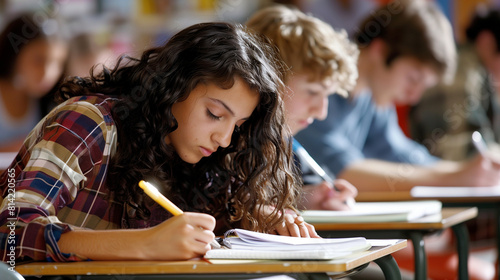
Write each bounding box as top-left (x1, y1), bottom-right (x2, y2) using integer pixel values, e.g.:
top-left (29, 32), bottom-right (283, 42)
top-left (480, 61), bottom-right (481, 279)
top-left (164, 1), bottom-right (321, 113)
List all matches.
top-left (184, 212), bottom-right (216, 231)
top-left (295, 216), bottom-right (310, 238)
top-left (285, 214), bottom-right (301, 237)
top-left (306, 223), bottom-right (321, 238)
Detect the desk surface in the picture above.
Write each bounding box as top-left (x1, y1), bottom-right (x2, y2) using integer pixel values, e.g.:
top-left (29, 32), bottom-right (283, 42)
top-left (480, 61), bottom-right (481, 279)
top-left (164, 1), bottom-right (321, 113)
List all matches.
top-left (356, 191), bottom-right (412, 202)
top-left (312, 207), bottom-right (478, 231)
top-left (16, 240), bottom-right (406, 276)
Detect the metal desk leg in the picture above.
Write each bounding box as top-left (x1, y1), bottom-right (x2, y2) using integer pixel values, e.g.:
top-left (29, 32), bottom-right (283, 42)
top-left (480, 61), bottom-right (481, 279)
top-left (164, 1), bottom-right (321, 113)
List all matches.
top-left (452, 223), bottom-right (470, 280)
top-left (373, 254), bottom-right (402, 280)
top-left (409, 231), bottom-right (426, 280)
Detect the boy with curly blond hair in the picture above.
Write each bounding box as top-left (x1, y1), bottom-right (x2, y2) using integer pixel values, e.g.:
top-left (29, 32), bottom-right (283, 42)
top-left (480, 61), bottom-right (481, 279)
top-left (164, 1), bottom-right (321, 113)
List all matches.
top-left (247, 5), bottom-right (359, 210)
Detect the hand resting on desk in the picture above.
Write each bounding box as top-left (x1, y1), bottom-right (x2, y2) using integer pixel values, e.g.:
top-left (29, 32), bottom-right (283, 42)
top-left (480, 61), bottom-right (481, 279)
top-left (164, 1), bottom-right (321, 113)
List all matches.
top-left (299, 179), bottom-right (357, 211)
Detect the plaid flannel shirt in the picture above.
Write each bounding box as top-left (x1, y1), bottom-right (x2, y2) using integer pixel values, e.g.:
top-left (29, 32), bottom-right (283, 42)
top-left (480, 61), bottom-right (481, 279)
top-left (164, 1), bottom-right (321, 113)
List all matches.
top-left (0, 95), bottom-right (123, 262)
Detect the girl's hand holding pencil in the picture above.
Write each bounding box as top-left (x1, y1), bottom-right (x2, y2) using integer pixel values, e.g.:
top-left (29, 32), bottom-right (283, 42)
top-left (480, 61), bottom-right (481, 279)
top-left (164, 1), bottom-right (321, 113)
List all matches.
top-left (138, 180), bottom-right (220, 256)
top-left (147, 212), bottom-right (217, 259)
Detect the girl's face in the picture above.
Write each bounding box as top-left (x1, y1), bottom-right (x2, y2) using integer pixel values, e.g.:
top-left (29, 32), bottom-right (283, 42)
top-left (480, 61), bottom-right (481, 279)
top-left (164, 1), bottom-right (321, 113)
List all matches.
top-left (284, 73), bottom-right (338, 135)
top-left (14, 39), bottom-right (67, 97)
top-left (166, 77), bottom-right (260, 164)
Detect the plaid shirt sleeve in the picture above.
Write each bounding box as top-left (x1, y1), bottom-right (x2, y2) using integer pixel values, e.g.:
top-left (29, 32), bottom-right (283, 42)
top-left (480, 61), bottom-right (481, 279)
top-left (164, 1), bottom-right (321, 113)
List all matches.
top-left (0, 96), bottom-right (118, 262)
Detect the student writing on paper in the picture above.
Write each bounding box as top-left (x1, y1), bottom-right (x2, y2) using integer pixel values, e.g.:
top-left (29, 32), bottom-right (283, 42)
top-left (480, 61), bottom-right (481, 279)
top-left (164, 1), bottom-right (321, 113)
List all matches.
top-left (247, 5), bottom-right (358, 210)
top-left (0, 22), bottom-right (317, 263)
top-left (410, 6), bottom-right (500, 162)
top-left (295, 0), bottom-right (500, 193)
top-left (293, 1), bottom-right (496, 278)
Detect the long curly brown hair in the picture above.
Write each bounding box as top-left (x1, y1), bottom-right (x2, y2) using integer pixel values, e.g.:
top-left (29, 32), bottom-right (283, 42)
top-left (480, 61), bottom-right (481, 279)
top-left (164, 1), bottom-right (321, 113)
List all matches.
top-left (58, 22), bottom-right (301, 233)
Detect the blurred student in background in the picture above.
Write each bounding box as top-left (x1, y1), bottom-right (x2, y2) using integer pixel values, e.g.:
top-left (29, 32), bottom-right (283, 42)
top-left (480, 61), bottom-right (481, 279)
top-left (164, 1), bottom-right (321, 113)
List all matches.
top-left (66, 32), bottom-right (114, 78)
top-left (295, 0), bottom-right (497, 278)
top-left (295, 0), bottom-right (500, 193)
top-left (410, 6), bottom-right (500, 162)
top-left (408, 8), bottom-right (500, 278)
top-left (247, 5), bottom-right (359, 210)
top-left (0, 13), bottom-right (68, 152)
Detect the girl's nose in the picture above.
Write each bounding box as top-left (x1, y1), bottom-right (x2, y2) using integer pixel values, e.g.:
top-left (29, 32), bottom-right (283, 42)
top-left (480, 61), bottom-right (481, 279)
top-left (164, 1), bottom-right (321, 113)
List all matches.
top-left (213, 124), bottom-right (233, 148)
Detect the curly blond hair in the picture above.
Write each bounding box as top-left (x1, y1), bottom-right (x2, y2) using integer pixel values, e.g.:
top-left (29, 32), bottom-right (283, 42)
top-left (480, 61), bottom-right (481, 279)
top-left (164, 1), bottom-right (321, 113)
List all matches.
top-left (246, 5), bottom-right (359, 96)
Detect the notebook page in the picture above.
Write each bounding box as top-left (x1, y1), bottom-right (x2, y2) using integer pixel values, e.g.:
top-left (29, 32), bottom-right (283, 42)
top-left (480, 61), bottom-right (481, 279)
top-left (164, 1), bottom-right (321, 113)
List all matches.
top-left (222, 229), bottom-right (369, 252)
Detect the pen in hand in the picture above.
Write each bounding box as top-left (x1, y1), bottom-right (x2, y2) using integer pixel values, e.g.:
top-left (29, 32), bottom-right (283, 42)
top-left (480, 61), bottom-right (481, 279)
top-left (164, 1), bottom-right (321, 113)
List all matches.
top-left (138, 180), bottom-right (221, 249)
top-left (472, 131), bottom-right (489, 158)
top-left (294, 144), bottom-right (356, 208)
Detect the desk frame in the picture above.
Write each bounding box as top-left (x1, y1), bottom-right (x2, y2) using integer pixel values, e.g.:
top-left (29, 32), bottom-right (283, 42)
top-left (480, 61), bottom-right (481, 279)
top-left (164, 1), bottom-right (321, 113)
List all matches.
top-left (311, 207), bottom-right (477, 280)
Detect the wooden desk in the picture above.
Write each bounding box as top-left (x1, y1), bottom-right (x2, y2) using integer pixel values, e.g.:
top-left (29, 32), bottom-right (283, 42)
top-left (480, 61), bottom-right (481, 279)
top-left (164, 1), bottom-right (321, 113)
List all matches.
top-left (358, 187), bottom-right (500, 279)
top-left (311, 207), bottom-right (478, 280)
top-left (16, 240), bottom-right (406, 280)
top-left (356, 191), bottom-right (412, 202)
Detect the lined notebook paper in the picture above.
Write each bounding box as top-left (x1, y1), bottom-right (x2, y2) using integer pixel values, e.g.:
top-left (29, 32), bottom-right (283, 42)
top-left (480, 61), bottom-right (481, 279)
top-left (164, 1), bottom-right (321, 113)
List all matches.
top-left (204, 229), bottom-right (370, 260)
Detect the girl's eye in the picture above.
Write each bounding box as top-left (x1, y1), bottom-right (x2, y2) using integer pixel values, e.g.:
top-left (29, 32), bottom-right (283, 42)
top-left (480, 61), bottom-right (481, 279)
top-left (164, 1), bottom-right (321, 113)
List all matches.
top-left (206, 109), bottom-right (221, 120)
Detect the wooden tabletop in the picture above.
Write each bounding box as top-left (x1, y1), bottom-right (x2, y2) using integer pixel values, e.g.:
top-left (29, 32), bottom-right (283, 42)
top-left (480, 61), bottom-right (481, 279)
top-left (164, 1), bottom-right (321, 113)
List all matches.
top-left (16, 240), bottom-right (406, 276)
top-left (312, 207), bottom-right (478, 231)
top-left (356, 191), bottom-right (413, 202)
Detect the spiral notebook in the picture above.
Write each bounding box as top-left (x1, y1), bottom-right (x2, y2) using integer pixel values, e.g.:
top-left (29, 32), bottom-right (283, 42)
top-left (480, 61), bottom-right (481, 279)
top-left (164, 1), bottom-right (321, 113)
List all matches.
top-left (204, 228), bottom-right (370, 260)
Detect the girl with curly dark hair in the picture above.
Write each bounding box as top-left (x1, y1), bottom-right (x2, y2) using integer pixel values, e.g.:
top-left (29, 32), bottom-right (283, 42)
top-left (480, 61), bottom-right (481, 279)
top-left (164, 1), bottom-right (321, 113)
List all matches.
top-left (0, 22), bottom-right (317, 262)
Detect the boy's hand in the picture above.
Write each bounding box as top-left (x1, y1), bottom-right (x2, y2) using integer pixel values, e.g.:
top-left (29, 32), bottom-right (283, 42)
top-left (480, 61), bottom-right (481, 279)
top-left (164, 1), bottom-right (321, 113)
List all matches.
top-left (299, 179), bottom-right (357, 210)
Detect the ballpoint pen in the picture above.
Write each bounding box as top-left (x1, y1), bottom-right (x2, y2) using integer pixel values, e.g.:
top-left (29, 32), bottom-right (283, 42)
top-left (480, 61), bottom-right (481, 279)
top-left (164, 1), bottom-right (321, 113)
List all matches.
top-left (472, 131), bottom-right (489, 157)
top-left (293, 142), bottom-right (356, 208)
top-left (138, 180), bottom-right (221, 249)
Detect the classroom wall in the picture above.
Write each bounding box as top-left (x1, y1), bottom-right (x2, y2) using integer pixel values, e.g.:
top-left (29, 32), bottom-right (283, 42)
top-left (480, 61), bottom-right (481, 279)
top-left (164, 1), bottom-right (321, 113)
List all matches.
top-left (2, 0), bottom-right (498, 63)
top-left (0, 0), bottom-right (265, 63)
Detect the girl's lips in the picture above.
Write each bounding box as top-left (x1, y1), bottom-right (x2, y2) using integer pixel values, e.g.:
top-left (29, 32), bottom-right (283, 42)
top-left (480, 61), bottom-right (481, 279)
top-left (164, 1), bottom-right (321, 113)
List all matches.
top-left (200, 147), bottom-right (214, 157)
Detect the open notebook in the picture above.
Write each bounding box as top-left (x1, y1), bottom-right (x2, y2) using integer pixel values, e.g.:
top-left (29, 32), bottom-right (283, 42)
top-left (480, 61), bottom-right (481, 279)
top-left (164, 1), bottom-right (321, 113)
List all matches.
top-left (204, 228), bottom-right (371, 260)
top-left (301, 200), bottom-right (442, 223)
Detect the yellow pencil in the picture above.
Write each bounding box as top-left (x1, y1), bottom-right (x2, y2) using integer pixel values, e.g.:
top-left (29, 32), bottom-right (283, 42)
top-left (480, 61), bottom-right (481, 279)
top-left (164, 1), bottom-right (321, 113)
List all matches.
top-left (138, 180), bottom-right (220, 248)
top-left (139, 180), bottom-right (183, 215)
